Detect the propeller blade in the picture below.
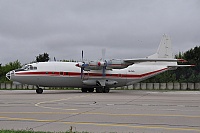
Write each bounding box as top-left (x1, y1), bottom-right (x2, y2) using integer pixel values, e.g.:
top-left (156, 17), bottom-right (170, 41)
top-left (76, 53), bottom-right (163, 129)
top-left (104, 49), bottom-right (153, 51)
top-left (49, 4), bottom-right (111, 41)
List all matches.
top-left (81, 67), bottom-right (84, 79)
top-left (80, 50), bottom-right (84, 79)
top-left (82, 50), bottom-right (84, 62)
top-left (102, 49), bottom-right (106, 77)
top-left (102, 66), bottom-right (106, 77)
top-left (102, 60), bottom-right (107, 77)
top-left (102, 48), bottom-right (106, 61)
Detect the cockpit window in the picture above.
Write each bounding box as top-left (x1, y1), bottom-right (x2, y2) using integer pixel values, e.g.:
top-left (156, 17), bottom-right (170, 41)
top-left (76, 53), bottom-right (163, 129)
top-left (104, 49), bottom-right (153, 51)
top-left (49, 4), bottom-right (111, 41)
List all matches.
top-left (30, 66), bottom-right (33, 70)
top-left (22, 65), bottom-right (29, 70)
top-left (21, 65), bottom-right (37, 71)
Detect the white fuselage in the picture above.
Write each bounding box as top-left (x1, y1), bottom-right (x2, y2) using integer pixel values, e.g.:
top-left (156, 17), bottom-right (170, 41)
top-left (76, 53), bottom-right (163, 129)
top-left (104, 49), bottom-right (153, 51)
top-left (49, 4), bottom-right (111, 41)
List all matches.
top-left (6, 34), bottom-right (190, 94)
top-left (8, 61), bottom-right (173, 88)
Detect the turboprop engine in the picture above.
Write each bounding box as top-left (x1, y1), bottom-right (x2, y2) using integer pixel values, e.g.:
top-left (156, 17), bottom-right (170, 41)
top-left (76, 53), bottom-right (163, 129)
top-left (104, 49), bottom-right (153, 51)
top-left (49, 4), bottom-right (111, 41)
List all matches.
top-left (75, 50), bottom-right (132, 79)
top-left (106, 59), bottom-right (131, 69)
top-left (75, 60), bottom-right (106, 70)
top-left (75, 59), bottom-right (130, 70)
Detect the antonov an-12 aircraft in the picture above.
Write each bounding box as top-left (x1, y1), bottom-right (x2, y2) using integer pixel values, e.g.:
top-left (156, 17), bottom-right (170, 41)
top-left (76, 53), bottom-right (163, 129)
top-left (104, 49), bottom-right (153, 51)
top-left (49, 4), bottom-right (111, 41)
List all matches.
top-left (6, 35), bottom-right (192, 94)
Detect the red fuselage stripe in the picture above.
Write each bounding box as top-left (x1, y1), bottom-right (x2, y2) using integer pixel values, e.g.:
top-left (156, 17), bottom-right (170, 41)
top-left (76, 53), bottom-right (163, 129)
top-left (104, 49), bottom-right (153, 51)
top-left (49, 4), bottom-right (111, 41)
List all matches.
top-left (15, 68), bottom-right (167, 79)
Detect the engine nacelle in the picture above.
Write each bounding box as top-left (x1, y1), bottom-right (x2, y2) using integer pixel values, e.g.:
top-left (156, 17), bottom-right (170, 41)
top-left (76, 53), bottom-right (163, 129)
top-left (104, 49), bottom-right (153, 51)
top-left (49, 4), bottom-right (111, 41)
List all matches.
top-left (98, 61), bottom-right (106, 67)
top-left (107, 59), bottom-right (130, 69)
top-left (76, 59), bottom-right (131, 70)
top-left (75, 62), bottom-right (89, 68)
top-left (75, 62), bottom-right (83, 67)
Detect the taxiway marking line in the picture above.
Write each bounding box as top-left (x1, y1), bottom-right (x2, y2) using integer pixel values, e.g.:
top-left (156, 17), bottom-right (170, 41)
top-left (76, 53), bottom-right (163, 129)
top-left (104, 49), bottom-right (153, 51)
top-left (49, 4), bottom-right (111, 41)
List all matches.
top-left (0, 112), bottom-right (200, 118)
top-left (0, 116), bottom-right (200, 132)
top-left (34, 94), bottom-right (92, 111)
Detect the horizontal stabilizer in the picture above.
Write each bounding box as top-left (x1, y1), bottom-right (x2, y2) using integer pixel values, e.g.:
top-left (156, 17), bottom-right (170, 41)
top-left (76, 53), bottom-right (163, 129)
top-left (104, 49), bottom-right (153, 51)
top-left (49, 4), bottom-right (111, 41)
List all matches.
top-left (167, 64), bottom-right (195, 70)
top-left (168, 65), bottom-right (195, 68)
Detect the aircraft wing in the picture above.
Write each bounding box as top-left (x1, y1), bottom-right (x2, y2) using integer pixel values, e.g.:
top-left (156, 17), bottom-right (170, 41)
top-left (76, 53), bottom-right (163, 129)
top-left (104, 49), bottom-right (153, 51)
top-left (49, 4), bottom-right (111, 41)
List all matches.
top-left (123, 58), bottom-right (186, 64)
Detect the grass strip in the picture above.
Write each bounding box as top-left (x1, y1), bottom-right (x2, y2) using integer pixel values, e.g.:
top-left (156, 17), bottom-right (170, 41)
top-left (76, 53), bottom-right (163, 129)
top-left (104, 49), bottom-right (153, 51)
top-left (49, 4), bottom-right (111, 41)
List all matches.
top-left (0, 129), bottom-right (88, 133)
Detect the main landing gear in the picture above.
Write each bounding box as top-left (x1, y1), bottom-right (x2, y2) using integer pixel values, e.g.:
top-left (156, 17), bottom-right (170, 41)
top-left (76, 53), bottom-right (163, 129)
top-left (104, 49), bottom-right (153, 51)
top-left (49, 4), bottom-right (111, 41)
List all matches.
top-left (35, 86), bottom-right (109, 94)
top-left (36, 86), bottom-right (43, 94)
top-left (81, 88), bottom-right (94, 93)
top-left (81, 87), bottom-right (110, 93)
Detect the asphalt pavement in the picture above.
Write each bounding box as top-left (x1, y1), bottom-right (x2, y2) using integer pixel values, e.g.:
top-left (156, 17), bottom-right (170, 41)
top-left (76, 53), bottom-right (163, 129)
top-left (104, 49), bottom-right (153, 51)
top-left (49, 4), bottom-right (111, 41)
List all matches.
top-left (0, 90), bottom-right (200, 133)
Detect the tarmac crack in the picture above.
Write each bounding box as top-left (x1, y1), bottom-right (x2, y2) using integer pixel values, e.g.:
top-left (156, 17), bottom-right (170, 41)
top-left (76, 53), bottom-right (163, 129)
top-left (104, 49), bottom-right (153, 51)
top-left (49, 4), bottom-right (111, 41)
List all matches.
top-left (32, 93), bottom-right (99, 130)
top-left (124, 92), bottom-right (150, 105)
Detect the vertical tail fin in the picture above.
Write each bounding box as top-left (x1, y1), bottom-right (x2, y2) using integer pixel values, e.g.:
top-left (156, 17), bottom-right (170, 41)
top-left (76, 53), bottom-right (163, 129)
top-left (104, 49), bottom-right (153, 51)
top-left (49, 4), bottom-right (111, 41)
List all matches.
top-left (148, 34), bottom-right (173, 59)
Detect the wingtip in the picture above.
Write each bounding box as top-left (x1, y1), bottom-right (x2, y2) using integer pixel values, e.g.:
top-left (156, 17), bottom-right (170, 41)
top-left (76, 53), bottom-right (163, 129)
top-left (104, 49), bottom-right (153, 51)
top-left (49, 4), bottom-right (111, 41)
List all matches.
top-left (177, 59), bottom-right (188, 62)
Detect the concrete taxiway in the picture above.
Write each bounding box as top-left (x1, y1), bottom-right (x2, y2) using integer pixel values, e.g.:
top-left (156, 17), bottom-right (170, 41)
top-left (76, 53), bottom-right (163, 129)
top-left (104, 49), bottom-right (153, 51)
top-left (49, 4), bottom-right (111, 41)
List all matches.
top-left (0, 90), bottom-right (200, 133)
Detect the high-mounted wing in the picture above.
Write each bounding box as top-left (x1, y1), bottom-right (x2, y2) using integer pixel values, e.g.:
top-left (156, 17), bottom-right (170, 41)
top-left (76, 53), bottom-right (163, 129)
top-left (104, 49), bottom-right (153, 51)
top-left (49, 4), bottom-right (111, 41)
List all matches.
top-left (123, 58), bottom-right (187, 64)
top-left (124, 58), bottom-right (194, 68)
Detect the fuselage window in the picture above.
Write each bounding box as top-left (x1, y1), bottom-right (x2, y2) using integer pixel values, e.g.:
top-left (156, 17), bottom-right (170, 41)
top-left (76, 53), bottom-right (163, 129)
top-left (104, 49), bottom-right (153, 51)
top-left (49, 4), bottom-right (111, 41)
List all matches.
top-left (30, 66), bottom-right (34, 70)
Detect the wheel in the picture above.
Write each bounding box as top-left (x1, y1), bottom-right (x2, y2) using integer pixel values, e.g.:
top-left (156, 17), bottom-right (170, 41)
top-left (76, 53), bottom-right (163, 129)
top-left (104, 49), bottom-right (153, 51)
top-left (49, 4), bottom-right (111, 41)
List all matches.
top-left (81, 88), bottom-right (88, 93)
top-left (36, 88), bottom-right (43, 94)
top-left (103, 87), bottom-right (110, 93)
top-left (88, 88), bottom-right (94, 93)
top-left (96, 87), bottom-right (103, 93)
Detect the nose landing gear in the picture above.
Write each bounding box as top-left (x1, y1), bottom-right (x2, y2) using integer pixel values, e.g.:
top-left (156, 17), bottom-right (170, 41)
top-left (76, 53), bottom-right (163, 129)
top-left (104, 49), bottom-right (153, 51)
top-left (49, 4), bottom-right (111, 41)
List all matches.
top-left (36, 86), bottom-right (43, 94)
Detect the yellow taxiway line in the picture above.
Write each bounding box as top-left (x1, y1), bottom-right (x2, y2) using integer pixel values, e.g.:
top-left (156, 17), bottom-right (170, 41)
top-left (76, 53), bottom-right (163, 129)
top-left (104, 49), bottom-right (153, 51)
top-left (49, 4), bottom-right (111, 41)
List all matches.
top-left (0, 115), bottom-right (200, 132)
top-left (0, 111), bottom-right (200, 119)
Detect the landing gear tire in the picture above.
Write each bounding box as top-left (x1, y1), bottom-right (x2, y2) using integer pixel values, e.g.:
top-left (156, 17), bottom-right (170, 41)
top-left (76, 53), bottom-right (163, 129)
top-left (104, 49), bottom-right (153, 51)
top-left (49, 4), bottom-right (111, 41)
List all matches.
top-left (88, 88), bottom-right (94, 93)
top-left (81, 88), bottom-right (94, 93)
top-left (96, 87), bottom-right (103, 93)
top-left (81, 88), bottom-right (88, 93)
top-left (96, 87), bottom-right (110, 93)
top-left (36, 88), bottom-right (43, 94)
top-left (103, 87), bottom-right (110, 93)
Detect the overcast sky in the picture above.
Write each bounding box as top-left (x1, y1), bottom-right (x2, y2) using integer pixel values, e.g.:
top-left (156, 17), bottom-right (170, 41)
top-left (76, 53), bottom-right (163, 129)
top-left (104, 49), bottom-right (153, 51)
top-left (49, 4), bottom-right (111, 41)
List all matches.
top-left (0, 0), bottom-right (199, 65)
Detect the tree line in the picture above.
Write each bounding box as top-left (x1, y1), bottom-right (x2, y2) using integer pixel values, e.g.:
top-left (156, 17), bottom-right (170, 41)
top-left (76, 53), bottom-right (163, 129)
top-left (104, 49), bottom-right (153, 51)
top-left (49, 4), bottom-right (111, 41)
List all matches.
top-left (144, 46), bottom-right (200, 83)
top-left (0, 53), bottom-right (49, 82)
top-left (1, 46), bottom-right (200, 82)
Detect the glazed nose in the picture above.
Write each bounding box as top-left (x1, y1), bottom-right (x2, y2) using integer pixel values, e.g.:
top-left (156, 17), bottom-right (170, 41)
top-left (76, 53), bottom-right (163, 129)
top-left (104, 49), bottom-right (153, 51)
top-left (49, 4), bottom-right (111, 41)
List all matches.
top-left (6, 70), bottom-right (14, 80)
top-left (6, 71), bottom-right (11, 80)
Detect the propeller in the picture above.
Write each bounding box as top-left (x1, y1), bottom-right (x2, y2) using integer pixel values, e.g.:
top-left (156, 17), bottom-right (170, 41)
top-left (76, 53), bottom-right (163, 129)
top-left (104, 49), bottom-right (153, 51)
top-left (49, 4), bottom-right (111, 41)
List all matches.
top-left (76, 49), bottom-right (107, 79)
top-left (101, 49), bottom-right (107, 77)
top-left (81, 50), bottom-right (84, 79)
top-left (82, 50), bottom-right (84, 62)
top-left (75, 50), bottom-right (85, 79)
top-left (102, 48), bottom-right (105, 61)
